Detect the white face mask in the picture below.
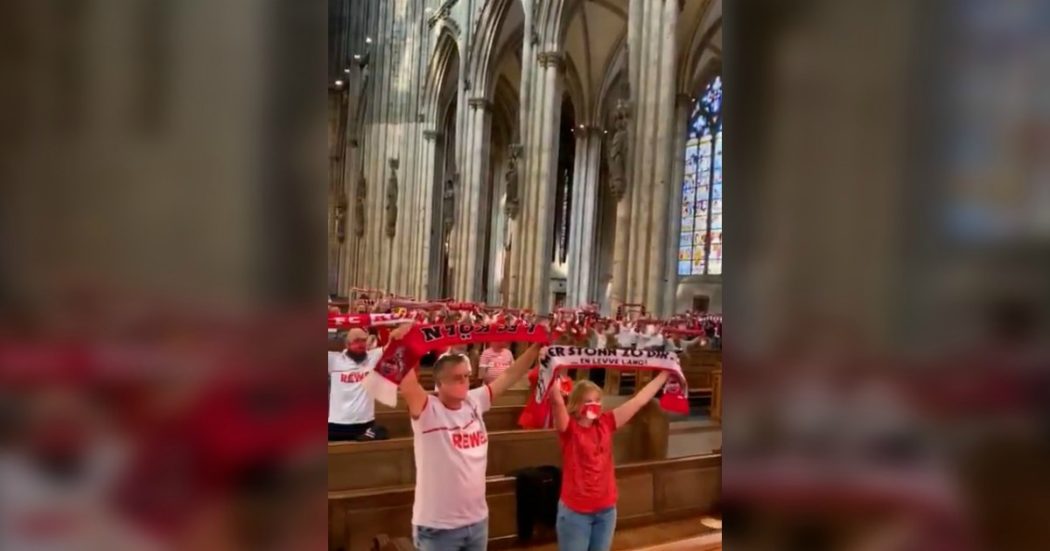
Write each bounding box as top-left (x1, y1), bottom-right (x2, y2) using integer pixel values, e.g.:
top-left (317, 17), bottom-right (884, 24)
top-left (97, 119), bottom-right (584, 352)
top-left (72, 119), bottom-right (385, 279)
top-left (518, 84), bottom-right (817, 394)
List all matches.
top-left (582, 403), bottom-right (602, 420)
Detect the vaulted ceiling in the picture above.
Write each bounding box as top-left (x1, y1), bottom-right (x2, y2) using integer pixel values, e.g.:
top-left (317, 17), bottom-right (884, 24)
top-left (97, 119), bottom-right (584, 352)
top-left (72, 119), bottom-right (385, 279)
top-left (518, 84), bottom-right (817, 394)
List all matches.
top-left (485, 0), bottom-right (722, 125)
top-left (562, 0), bottom-right (628, 122)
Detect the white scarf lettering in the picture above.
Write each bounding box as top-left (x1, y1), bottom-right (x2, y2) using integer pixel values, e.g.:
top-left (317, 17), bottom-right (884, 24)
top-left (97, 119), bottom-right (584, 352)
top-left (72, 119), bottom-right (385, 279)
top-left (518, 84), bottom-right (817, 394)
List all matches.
top-left (536, 346), bottom-right (689, 414)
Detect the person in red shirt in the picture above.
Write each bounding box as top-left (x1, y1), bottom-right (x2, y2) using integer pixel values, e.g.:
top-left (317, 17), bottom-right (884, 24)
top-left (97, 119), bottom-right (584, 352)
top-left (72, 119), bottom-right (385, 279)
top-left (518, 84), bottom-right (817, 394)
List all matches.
top-left (517, 366), bottom-right (573, 429)
top-left (549, 372), bottom-right (669, 551)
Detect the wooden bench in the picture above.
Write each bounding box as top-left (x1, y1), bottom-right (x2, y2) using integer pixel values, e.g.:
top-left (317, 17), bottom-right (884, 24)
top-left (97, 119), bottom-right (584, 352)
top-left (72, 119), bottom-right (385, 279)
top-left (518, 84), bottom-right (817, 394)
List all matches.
top-left (371, 534), bottom-right (413, 551)
top-left (376, 387), bottom-right (529, 412)
top-left (375, 405), bottom-right (525, 438)
top-left (328, 454), bottom-right (722, 551)
top-left (330, 400), bottom-right (669, 492)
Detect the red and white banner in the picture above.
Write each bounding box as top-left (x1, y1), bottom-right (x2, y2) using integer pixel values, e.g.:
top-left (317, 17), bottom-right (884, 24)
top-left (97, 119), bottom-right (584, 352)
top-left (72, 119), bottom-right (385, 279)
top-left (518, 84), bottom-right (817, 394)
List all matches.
top-left (362, 322), bottom-right (552, 406)
top-left (535, 345), bottom-right (690, 414)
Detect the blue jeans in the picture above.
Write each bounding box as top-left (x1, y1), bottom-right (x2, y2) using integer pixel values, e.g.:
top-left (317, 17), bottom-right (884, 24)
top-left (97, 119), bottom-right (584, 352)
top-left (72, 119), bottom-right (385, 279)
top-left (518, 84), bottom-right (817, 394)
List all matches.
top-left (555, 500), bottom-right (617, 551)
top-left (412, 518), bottom-right (488, 551)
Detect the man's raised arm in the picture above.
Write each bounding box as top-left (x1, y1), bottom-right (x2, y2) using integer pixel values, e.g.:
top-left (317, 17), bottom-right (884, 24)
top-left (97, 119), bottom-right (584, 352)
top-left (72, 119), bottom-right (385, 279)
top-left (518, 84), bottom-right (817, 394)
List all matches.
top-left (400, 369), bottom-right (429, 419)
top-left (488, 343), bottom-right (541, 399)
top-left (387, 321), bottom-right (427, 418)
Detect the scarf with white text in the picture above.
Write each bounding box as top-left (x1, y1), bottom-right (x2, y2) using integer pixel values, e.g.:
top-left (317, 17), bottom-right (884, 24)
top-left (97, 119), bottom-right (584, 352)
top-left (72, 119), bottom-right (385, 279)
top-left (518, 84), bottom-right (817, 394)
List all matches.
top-left (535, 345), bottom-right (690, 414)
top-left (363, 322), bottom-right (551, 406)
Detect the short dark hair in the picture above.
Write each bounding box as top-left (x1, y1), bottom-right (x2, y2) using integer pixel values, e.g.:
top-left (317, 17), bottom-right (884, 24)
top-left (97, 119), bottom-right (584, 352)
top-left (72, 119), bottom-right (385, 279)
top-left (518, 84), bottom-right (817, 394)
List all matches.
top-left (433, 354), bottom-right (469, 380)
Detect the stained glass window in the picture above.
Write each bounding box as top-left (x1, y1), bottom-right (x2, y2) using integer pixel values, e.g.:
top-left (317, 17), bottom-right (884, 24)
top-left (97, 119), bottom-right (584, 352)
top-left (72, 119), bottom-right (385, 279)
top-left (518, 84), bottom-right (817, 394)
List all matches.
top-left (678, 76), bottom-right (722, 276)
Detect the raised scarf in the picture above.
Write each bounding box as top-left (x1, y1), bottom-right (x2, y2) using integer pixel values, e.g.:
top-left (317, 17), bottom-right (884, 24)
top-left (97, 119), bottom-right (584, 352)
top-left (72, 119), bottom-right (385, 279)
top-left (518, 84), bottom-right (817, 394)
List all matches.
top-left (327, 312), bottom-right (406, 331)
top-left (363, 322), bottom-right (551, 406)
top-left (535, 345), bottom-right (690, 414)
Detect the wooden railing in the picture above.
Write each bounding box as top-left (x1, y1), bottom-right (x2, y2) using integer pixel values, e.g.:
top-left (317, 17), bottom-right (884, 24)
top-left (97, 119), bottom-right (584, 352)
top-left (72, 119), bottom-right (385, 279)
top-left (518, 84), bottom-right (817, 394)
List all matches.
top-left (329, 453), bottom-right (721, 551)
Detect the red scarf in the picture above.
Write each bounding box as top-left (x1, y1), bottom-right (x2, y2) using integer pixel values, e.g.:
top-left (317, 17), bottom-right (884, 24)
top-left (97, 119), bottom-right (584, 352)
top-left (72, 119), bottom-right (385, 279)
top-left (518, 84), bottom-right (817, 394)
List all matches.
top-left (363, 322), bottom-right (551, 406)
top-left (327, 313), bottom-right (405, 330)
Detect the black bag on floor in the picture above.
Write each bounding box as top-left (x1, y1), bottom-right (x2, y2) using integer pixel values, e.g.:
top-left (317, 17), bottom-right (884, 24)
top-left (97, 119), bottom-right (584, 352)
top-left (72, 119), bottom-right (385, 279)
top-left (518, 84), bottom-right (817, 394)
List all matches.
top-left (513, 465), bottom-right (561, 541)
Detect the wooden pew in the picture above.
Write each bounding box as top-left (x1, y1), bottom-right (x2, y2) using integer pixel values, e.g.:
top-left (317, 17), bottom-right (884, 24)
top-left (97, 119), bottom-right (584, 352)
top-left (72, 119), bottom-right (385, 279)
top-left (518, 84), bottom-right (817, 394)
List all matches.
top-left (371, 534), bottom-right (413, 551)
top-left (375, 405), bottom-right (524, 438)
top-left (329, 454), bottom-right (722, 551)
top-left (710, 369), bottom-right (722, 423)
top-left (375, 387), bottom-right (529, 412)
top-left (329, 400), bottom-right (669, 492)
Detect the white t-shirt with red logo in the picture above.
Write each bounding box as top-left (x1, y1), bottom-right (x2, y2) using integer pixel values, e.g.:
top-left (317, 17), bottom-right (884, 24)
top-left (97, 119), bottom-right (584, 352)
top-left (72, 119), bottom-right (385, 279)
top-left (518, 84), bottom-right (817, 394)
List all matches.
top-left (411, 385), bottom-right (493, 529)
top-left (328, 349), bottom-right (383, 424)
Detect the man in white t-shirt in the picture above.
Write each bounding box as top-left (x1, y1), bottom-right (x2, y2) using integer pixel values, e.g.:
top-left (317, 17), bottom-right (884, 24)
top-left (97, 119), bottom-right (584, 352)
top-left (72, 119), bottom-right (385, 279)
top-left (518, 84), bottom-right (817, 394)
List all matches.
top-left (399, 343), bottom-right (542, 550)
top-left (328, 325), bottom-right (411, 441)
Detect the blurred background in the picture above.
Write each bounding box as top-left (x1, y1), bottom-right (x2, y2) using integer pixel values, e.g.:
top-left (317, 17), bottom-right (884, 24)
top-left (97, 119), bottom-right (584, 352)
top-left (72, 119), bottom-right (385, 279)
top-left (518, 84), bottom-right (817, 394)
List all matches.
top-left (0, 1), bottom-right (328, 550)
top-left (725, 0), bottom-right (1050, 549)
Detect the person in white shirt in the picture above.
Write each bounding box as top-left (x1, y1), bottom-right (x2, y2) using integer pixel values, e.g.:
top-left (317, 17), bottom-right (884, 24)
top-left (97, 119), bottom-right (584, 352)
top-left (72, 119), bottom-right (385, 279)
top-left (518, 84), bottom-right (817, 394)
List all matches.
top-left (399, 342), bottom-right (542, 551)
top-left (438, 345), bottom-right (472, 374)
top-left (478, 342), bottom-right (513, 384)
top-left (328, 325), bottom-right (411, 441)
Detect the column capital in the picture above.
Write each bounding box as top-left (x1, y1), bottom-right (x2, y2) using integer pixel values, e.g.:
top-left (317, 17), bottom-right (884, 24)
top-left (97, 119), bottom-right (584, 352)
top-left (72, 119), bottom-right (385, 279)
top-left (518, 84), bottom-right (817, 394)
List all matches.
top-left (467, 98), bottom-right (492, 111)
top-left (571, 123), bottom-right (603, 137)
top-left (422, 130), bottom-right (443, 141)
top-left (536, 51), bottom-right (564, 71)
top-left (580, 123), bottom-right (603, 137)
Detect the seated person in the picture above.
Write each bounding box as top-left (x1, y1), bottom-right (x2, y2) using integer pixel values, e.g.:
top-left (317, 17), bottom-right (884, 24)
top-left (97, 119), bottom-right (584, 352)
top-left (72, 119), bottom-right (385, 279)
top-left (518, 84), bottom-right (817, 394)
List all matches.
top-left (518, 366), bottom-right (574, 429)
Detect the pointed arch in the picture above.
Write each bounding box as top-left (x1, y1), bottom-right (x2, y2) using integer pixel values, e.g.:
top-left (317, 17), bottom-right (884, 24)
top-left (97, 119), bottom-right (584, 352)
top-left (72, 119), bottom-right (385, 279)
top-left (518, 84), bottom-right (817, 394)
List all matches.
top-left (492, 75), bottom-right (520, 142)
top-left (536, 0), bottom-right (572, 50)
top-left (677, 1), bottom-right (722, 95)
top-left (561, 54), bottom-right (587, 123)
top-left (468, 0), bottom-right (526, 102)
top-left (595, 39), bottom-right (627, 123)
top-left (422, 27), bottom-right (462, 126)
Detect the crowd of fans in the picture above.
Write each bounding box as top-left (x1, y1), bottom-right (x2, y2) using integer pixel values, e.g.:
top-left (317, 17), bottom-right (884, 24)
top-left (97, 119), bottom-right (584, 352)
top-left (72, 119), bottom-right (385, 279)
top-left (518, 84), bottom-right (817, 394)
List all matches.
top-left (327, 292), bottom-right (720, 442)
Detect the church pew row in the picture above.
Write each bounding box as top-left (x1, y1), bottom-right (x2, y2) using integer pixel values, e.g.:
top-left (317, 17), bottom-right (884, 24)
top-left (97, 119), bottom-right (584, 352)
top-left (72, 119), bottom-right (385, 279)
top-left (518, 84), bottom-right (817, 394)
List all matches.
top-left (329, 401), bottom-right (669, 492)
top-left (376, 405), bottom-right (524, 439)
top-left (375, 387), bottom-right (529, 412)
top-left (328, 453), bottom-right (722, 551)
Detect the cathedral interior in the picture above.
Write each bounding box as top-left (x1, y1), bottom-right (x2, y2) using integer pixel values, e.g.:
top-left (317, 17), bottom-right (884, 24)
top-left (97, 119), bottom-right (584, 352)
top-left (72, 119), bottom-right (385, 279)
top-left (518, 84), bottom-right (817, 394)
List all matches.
top-left (328, 0), bottom-right (722, 317)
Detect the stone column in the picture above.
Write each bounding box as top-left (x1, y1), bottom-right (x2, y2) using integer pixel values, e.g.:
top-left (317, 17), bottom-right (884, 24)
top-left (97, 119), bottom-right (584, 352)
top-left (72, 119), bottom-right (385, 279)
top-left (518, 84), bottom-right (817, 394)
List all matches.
top-left (625, 0), bottom-right (653, 303)
top-left (510, 50), bottom-right (542, 308)
top-left (566, 125), bottom-right (603, 307)
top-left (525, 51), bottom-right (564, 312)
top-left (620, 0), bottom-right (679, 314)
top-left (609, 98), bottom-right (633, 311)
top-left (664, 93), bottom-right (692, 314)
top-left (457, 97), bottom-right (493, 301)
top-left (508, 4), bottom-right (536, 308)
top-left (420, 129), bottom-right (441, 297)
top-left (644, 0), bottom-right (679, 316)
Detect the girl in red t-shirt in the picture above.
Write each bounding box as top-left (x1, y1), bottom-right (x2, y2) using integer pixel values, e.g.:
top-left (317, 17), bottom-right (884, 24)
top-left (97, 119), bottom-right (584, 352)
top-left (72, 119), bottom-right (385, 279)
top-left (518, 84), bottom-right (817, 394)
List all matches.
top-left (549, 372), bottom-right (669, 551)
